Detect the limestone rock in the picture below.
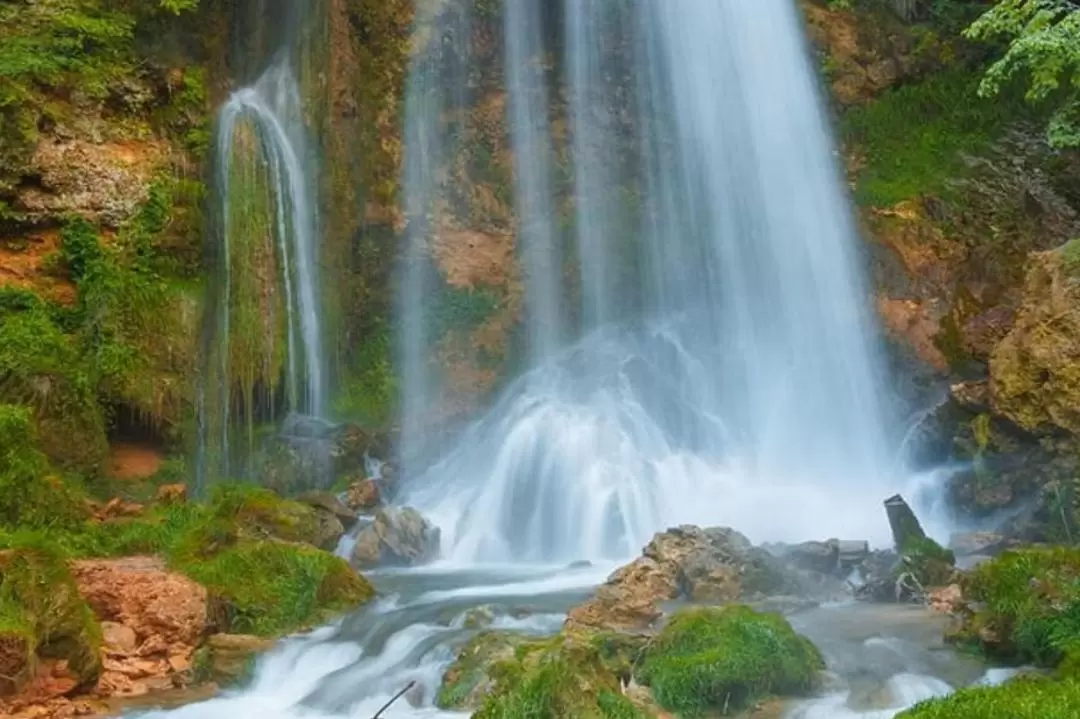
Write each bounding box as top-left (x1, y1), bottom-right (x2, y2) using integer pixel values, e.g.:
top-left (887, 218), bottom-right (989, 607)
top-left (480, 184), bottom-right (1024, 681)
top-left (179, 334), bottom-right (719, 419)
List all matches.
top-left (344, 477), bottom-right (381, 512)
top-left (350, 507), bottom-right (441, 569)
top-left (296, 491), bottom-right (357, 526)
top-left (566, 525), bottom-right (795, 632)
top-left (990, 247), bottom-right (1080, 437)
top-left (310, 508), bottom-right (347, 551)
top-left (72, 557), bottom-right (207, 648)
top-left (15, 139), bottom-right (167, 227)
top-left (71, 557), bottom-right (208, 700)
top-left (201, 634), bottom-right (274, 685)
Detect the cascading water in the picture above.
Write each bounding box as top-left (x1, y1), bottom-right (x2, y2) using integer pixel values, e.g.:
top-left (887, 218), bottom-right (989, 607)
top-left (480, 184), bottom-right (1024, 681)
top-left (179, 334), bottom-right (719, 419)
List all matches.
top-left (401, 0), bottom-right (902, 561)
top-left (197, 4), bottom-right (326, 487)
top-left (134, 2), bottom-right (974, 718)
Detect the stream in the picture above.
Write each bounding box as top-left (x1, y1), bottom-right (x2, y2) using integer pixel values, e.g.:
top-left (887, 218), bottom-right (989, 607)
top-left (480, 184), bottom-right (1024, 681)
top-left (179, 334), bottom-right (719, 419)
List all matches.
top-left (127, 562), bottom-right (1011, 719)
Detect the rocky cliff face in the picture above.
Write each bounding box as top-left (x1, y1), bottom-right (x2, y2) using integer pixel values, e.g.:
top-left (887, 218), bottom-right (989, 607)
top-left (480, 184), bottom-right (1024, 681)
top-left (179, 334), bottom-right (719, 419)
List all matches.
top-left (811, 0), bottom-right (1080, 537)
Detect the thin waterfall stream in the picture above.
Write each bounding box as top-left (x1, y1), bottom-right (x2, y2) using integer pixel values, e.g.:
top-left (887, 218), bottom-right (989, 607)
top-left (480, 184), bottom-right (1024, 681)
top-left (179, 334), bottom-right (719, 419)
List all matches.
top-left (197, 38), bottom-right (327, 488)
top-left (132, 0), bottom-right (989, 717)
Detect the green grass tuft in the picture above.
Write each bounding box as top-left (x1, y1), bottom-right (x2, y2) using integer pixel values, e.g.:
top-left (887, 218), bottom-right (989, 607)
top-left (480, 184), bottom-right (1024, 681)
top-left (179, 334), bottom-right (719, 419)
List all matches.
top-left (950, 546), bottom-right (1080, 667)
top-left (842, 68), bottom-right (1043, 207)
top-left (898, 676), bottom-right (1080, 718)
top-left (635, 605), bottom-right (824, 717)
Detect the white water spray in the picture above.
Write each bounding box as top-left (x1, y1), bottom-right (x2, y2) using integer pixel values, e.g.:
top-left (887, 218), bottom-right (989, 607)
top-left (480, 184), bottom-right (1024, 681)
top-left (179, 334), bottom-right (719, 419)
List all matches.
top-left (401, 0), bottom-right (903, 560)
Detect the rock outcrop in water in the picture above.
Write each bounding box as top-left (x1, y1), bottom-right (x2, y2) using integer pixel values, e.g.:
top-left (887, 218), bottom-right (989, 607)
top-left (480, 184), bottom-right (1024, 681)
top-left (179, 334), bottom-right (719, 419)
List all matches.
top-left (350, 507), bottom-right (441, 569)
top-left (438, 603), bottom-right (824, 717)
top-left (566, 526), bottom-right (798, 632)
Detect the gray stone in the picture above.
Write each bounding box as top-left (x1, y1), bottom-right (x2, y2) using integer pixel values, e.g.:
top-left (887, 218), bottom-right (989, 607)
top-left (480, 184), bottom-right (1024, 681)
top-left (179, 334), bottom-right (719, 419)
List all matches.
top-left (351, 506), bottom-right (441, 569)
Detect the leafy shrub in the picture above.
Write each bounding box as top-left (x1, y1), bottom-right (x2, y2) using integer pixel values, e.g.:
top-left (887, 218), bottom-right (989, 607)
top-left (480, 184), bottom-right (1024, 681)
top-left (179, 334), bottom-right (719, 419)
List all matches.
top-left (965, 0), bottom-right (1080, 148)
top-left (635, 606), bottom-right (824, 717)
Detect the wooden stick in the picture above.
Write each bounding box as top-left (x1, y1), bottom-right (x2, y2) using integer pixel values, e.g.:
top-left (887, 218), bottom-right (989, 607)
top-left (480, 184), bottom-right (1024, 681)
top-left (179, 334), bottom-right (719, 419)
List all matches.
top-left (372, 680), bottom-right (416, 719)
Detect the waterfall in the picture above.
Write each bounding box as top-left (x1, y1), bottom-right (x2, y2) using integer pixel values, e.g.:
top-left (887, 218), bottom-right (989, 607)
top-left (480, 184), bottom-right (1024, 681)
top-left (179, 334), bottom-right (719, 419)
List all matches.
top-left (197, 15), bottom-right (325, 487)
top-left (400, 0), bottom-right (903, 561)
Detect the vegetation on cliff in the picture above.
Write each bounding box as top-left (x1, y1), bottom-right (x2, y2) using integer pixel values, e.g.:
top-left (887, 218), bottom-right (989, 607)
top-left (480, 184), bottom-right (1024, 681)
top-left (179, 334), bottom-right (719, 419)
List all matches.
top-left (1, 417), bottom-right (372, 643)
top-left (948, 546), bottom-right (1080, 667)
top-left (966, 0), bottom-right (1080, 148)
top-left (0, 537), bottom-right (101, 695)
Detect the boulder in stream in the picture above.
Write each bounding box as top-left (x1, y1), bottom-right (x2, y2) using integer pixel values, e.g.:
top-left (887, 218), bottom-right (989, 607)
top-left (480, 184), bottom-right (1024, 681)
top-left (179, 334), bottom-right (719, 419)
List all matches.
top-left (351, 507), bottom-right (441, 569)
top-left (566, 525), bottom-right (798, 632)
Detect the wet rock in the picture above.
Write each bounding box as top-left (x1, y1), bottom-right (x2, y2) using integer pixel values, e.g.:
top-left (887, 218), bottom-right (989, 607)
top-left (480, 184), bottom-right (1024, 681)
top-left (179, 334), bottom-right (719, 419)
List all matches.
top-left (436, 632), bottom-right (530, 711)
top-left (296, 491), bottom-right (356, 525)
top-left (566, 525), bottom-right (797, 632)
top-left (784, 541), bottom-right (841, 574)
top-left (199, 634), bottom-right (274, 686)
top-left (949, 531), bottom-right (1010, 558)
top-left (928, 584), bottom-right (964, 615)
top-left (295, 490), bottom-right (354, 548)
top-left (350, 507), bottom-right (441, 569)
top-left (885, 494), bottom-right (927, 551)
top-left (311, 510), bottom-right (346, 552)
top-left (343, 476), bottom-right (381, 512)
top-left (854, 550), bottom-right (903, 602)
top-left (461, 606), bottom-right (496, 630)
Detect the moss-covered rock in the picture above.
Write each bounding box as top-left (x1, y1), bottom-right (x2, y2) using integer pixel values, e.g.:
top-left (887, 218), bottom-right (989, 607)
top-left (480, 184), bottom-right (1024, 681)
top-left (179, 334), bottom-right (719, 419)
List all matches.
top-left (469, 632), bottom-right (650, 719)
top-left (0, 539), bottom-right (101, 695)
top-left (0, 405), bottom-right (90, 530)
top-left (53, 484), bottom-right (374, 640)
top-left (635, 606), bottom-right (823, 718)
top-left (900, 536), bottom-right (957, 589)
top-left (154, 486), bottom-right (375, 637)
top-left (946, 546), bottom-right (1080, 666)
top-left (990, 248), bottom-right (1080, 437)
top-left (898, 676), bottom-right (1080, 719)
top-left (437, 631), bottom-right (532, 710)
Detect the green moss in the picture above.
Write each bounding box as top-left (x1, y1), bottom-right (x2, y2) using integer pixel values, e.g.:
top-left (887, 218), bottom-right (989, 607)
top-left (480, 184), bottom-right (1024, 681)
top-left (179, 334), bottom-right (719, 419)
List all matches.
top-left (842, 68), bottom-right (1041, 206)
top-left (430, 285), bottom-right (501, 338)
top-left (950, 547), bottom-right (1080, 666)
top-left (898, 676), bottom-right (1080, 719)
top-left (0, 535), bottom-right (101, 693)
top-left (460, 632), bottom-right (650, 719)
top-left (900, 536), bottom-right (957, 588)
top-left (438, 631), bottom-right (531, 710)
top-left (0, 405), bottom-right (90, 530)
top-left (1060, 238), bottom-right (1080, 277)
top-left (334, 320), bottom-right (398, 429)
top-left (173, 540), bottom-right (373, 637)
top-left (635, 606), bottom-right (824, 717)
